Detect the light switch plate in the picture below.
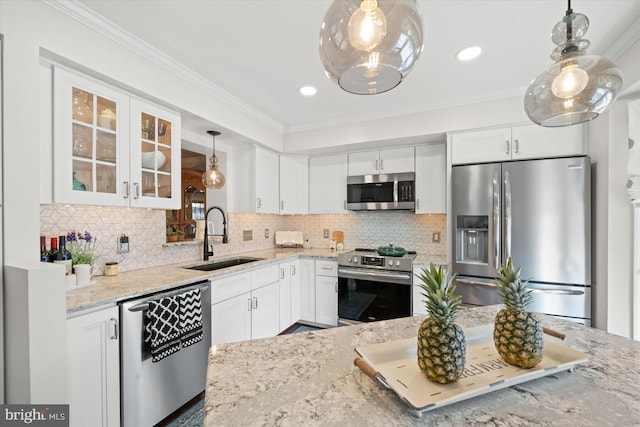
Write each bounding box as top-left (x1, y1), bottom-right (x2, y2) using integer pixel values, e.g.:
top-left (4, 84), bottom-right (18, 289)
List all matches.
top-left (243, 230), bottom-right (253, 241)
top-left (323, 229), bottom-right (329, 238)
top-left (264, 229), bottom-right (269, 239)
top-left (432, 232), bottom-right (441, 243)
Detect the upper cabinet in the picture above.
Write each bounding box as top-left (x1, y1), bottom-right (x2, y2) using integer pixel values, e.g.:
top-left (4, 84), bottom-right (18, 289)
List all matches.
top-left (52, 67), bottom-right (181, 209)
top-left (415, 144), bottom-right (446, 214)
top-left (450, 124), bottom-right (585, 165)
top-left (348, 146), bottom-right (415, 175)
top-left (309, 154), bottom-right (349, 214)
top-left (254, 146), bottom-right (279, 213)
top-left (279, 155), bottom-right (309, 215)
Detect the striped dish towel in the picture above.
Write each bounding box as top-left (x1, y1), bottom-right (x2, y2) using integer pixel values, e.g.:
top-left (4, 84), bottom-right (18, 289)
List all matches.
top-left (144, 295), bottom-right (181, 362)
top-left (179, 289), bottom-right (203, 348)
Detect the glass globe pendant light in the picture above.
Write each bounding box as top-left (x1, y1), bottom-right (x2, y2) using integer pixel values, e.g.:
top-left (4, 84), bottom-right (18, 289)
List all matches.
top-left (202, 130), bottom-right (225, 189)
top-left (524, 0), bottom-right (623, 127)
top-left (319, 0), bottom-right (424, 95)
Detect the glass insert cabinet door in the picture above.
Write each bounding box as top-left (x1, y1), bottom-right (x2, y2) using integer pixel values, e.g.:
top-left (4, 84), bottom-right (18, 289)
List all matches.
top-left (129, 98), bottom-right (181, 210)
top-left (53, 67), bottom-right (130, 206)
top-left (53, 67), bottom-right (181, 210)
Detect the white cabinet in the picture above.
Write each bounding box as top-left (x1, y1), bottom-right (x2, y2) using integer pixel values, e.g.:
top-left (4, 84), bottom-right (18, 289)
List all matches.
top-left (210, 266), bottom-right (280, 345)
top-left (210, 271), bottom-right (252, 345)
top-left (315, 260), bottom-right (338, 326)
top-left (290, 260), bottom-right (301, 323)
top-left (415, 144), bottom-right (446, 214)
top-left (309, 154), bottom-right (349, 214)
top-left (255, 146), bottom-right (280, 213)
top-left (250, 281), bottom-right (280, 339)
top-left (412, 267), bottom-right (427, 316)
top-left (211, 291), bottom-right (251, 345)
top-left (278, 261), bottom-right (292, 331)
top-left (348, 147), bottom-right (415, 175)
top-left (67, 306), bottom-right (120, 427)
top-left (298, 258), bottom-right (317, 323)
top-left (280, 155), bottom-right (309, 214)
top-left (52, 67), bottom-right (181, 209)
top-left (451, 124), bottom-right (585, 165)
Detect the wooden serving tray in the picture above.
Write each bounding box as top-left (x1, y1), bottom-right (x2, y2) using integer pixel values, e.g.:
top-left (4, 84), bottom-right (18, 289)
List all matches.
top-left (354, 324), bottom-right (591, 417)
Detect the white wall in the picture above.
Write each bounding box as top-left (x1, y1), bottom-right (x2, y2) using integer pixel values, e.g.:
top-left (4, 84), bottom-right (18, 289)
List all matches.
top-left (588, 32), bottom-right (640, 337)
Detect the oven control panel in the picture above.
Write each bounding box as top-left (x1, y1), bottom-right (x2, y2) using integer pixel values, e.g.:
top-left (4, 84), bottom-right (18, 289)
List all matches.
top-left (361, 256), bottom-right (385, 267)
top-left (338, 251), bottom-right (415, 272)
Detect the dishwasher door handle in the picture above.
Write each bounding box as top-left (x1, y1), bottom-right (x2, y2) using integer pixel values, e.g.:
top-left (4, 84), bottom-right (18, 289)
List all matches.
top-left (127, 284), bottom-right (210, 312)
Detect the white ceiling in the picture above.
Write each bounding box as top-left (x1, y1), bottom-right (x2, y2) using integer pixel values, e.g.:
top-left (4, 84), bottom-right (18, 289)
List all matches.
top-left (77, 0), bottom-right (640, 138)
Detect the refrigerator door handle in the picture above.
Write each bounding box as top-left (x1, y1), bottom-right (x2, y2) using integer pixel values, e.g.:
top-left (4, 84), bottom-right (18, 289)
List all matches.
top-left (493, 172), bottom-right (500, 270)
top-left (456, 278), bottom-right (497, 288)
top-left (504, 170), bottom-right (512, 259)
top-left (530, 288), bottom-right (585, 296)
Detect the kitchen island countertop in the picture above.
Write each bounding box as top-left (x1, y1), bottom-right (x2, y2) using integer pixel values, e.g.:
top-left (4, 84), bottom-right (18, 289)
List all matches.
top-left (204, 305), bottom-right (640, 426)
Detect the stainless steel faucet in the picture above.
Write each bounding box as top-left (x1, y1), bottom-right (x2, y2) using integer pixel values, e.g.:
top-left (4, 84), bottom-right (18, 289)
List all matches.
top-left (203, 205), bottom-right (228, 260)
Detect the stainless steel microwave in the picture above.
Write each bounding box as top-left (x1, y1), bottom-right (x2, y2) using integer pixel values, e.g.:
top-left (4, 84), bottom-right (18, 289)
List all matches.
top-left (346, 172), bottom-right (415, 211)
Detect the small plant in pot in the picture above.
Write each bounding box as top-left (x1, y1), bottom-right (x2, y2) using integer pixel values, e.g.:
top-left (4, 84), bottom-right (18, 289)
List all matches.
top-left (66, 230), bottom-right (96, 266)
top-left (167, 231), bottom-right (178, 242)
top-left (176, 230), bottom-right (185, 241)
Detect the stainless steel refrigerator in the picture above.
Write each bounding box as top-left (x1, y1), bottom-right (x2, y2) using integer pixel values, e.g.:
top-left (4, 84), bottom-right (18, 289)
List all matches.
top-left (451, 156), bottom-right (591, 325)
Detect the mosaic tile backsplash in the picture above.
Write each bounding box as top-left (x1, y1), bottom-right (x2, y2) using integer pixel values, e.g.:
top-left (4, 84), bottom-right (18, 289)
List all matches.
top-left (40, 205), bottom-right (446, 275)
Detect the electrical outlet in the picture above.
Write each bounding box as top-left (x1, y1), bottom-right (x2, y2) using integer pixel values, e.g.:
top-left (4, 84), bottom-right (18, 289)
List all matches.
top-left (243, 230), bottom-right (253, 241)
top-left (432, 232), bottom-right (441, 243)
top-left (323, 229), bottom-right (330, 238)
top-left (117, 234), bottom-right (130, 253)
top-left (264, 229), bottom-right (269, 239)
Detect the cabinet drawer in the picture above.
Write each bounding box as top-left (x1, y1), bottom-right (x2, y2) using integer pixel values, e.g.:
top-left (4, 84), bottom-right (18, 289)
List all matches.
top-left (315, 260), bottom-right (338, 277)
top-left (211, 272), bottom-right (251, 304)
top-left (251, 264), bottom-right (280, 289)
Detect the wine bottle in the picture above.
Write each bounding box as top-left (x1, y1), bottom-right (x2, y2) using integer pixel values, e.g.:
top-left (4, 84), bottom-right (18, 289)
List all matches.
top-left (48, 237), bottom-right (59, 262)
top-left (40, 235), bottom-right (51, 262)
top-left (54, 235), bottom-right (72, 275)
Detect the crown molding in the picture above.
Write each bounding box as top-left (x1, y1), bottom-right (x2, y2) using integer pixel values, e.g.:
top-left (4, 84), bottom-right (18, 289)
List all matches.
top-left (604, 8), bottom-right (640, 61)
top-left (41, 0), bottom-right (284, 135)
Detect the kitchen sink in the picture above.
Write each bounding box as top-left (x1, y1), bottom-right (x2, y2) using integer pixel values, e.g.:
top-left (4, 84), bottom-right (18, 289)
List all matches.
top-left (185, 257), bottom-right (264, 272)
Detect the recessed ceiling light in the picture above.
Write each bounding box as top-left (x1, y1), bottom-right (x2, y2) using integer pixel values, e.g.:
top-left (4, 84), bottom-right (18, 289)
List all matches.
top-left (299, 86), bottom-right (317, 96)
top-left (456, 46), bottom-right (482, 61)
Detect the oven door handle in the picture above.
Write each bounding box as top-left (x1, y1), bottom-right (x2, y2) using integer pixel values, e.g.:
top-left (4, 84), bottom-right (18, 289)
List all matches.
top-left (338, 267), bottom-right (412, 284)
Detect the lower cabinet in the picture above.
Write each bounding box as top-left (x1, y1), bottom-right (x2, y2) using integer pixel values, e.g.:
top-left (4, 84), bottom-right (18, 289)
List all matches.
top-left (211, 265), bottom-right (280, 345)
top-left (67, 306), bottom-right (120, 427)
top-left (250, 281), bottom-right (280, 340)
top-left (279, 261), bottom-right (292, 331)
top-left (298, 259), bottom-right (317, 323)
top-left (315, 260), bottom-right (338, 326)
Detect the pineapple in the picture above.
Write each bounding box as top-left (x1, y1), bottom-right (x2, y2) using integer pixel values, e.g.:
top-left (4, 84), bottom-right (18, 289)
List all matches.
top-left (416, 263), bottom-right (466, 384)
top-left (494, 257), bottom-right (544, 368)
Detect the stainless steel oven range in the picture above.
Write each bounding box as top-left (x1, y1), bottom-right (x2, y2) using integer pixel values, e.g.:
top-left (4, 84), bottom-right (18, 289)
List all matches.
top-left (337, 248), bottom-right (416, 324)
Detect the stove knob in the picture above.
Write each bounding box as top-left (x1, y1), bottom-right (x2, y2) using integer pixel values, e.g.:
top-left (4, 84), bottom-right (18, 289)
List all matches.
top-left (396, 260), bottom-right (401, 267)
top-left (388, 260), bottom-right (393, 267)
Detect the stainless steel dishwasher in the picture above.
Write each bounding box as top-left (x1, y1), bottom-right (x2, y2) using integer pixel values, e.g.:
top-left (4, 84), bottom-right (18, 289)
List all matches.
top-left (120, 280), bottom-right (211, 427)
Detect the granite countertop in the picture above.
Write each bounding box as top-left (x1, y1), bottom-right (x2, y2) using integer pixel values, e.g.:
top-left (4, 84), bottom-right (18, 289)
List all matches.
top-left (65, 248), bottom-right (340, 314)
top-left (204, 305), bottom-right (640, 426)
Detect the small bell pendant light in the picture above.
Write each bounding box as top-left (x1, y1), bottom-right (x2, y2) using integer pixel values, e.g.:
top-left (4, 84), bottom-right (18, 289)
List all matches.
top-left (524, 0), bottom-right (623, 127)
top-left (202, 130), bottom-right (225, 189)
